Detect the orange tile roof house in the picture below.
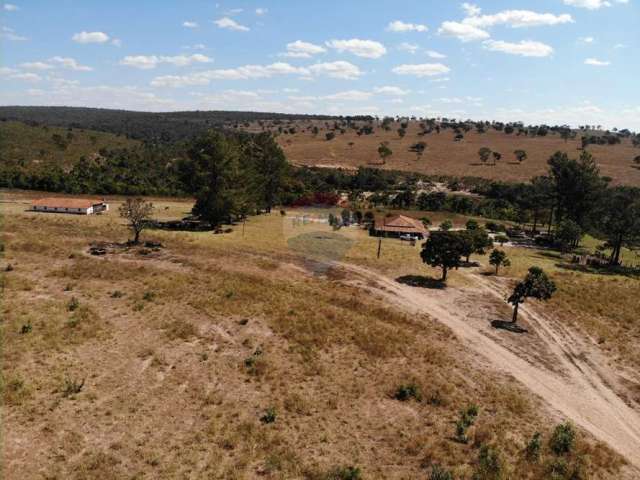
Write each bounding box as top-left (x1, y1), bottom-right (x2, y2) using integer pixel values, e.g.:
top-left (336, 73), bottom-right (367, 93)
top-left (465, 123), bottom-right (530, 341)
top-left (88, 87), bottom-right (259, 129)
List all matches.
top-left (372, 214), bottom-right (428, 239)
top-left (31, 198), bottom-right (109, 215)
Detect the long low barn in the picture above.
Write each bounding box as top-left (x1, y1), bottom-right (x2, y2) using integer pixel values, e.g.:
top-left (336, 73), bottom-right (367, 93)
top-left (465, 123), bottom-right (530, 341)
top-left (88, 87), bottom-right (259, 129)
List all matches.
top-left (32, 198), bottom-right (109, 215)
top-left (371, 214), bottom-right (428, 239)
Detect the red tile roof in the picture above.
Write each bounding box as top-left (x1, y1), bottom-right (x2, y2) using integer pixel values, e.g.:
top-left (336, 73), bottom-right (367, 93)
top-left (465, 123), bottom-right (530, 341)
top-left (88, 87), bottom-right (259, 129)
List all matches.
top-left (32, 198), bottom-right (105, 209)
top-left (374, 214), bottom-right (428, 234)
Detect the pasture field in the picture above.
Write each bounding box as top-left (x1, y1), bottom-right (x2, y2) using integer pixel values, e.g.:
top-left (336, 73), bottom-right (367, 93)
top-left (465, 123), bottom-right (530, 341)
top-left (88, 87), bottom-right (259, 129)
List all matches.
top-left (1, 191), bottom-right (638, 479)
top-left (251, 121), bottom-right (640, 185)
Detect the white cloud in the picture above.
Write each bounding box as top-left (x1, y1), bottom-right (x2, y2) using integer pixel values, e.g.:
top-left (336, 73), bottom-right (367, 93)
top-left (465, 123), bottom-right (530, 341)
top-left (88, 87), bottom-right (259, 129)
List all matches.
top-left (255, 8), bottom-right (268, 15)
top-left (151, 62), bottom-right (311, 87)
top-left (72, 31), bottom-right (110, 44)
top-left (308, 61), bottom-right (362, 79)
top-left (1, 26), bottom-right (27, 41)
top-left (483, 40), bottom-right (554, 57)
top-left (0, 67), bottom-right (18, 76)
top-left (578, 36), bottom-right (595, 43)
top-left (462, 3), bottom-right (481, 16)
top-left (325, 39), bottom-right (387, 59)
top-left (386, 20), bottom-right (428, 32)
top-left (10, 72), bottom-right (42, 82)
top-left (214, 17), bottom-right (249, 31)
top-left (111, 38), bottom-right (122, 47)
top-left (20, 61), bottom-right (53, 70)
top-left (120, 54), bottom-right (212, 69)
top-left (563, 0), bottom-right (628, 9)
top-left (4, 3), bottom-right (18, 11)
top-left (398, 42), bottom-right (419, 54)
top-left (392, 63), bottom-right (451, 77)
top-left (324, 90), bottom-right (373, 101)
top-left (584, 57), bottom-right (610, 66)
top-left (50, 56), bottom-right (93, 71)
top-left (426, 50), bottom-right (447, 59)
top-left (182, 21), bottom-right (198, 28)
top-left (463, 10), bottom-right (574, 28)
top-left (374, 86), bottom-right (410, 96)
top-left (282, 40), bottom-right (326, 58)
top-left (438, 21), bottom-right (490, 42)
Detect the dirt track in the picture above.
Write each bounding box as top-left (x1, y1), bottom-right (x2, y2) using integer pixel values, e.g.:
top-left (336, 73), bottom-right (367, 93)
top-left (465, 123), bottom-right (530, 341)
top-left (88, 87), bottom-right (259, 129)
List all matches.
top-left (340, 263), bottom-right (640, 472)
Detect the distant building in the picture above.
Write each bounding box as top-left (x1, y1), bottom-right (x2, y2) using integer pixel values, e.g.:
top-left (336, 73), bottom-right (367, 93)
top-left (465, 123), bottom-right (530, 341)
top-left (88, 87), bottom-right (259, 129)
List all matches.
top-left (32, 198), bottom-right (109, 215)
top-left (371, 214), bottom-right (428, 239)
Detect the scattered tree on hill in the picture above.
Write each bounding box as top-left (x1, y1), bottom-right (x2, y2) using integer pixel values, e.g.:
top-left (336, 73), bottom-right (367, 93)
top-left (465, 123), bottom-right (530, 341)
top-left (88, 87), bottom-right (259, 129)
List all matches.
top-left (119, 198), bottom-right (154, 244)
top-left (420, 231), bottom-right (467, 281)
top-left (514, 149), bottom-right (527, 164)
top-left (507, 267), bottom-right (556, 324)
top-left (633, 155), bottom-right (640, 167)
top-left (489, 249), bottom-right (510, 274)
top-left (397, 127), bottom-right (406, 138)
top-left (377, 142), bottom-right (392, 165)
top-left (478, 147), bottom-right (492, 165)
top-left (409, 141), bottom-right (427, 160)
top-left (325, 132), bottom-right (335, 141)
top-left (492, 151), bottom-right (502, 165)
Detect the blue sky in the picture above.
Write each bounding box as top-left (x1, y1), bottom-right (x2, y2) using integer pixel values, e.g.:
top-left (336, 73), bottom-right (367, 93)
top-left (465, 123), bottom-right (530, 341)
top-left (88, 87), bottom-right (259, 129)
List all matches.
top-left (1, 0), bottom-right (639, 129)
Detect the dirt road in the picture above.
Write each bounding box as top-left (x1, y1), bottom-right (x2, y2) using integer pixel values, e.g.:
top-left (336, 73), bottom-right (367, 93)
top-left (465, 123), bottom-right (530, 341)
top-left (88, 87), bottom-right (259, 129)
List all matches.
top-left (339, 263), bottom-right (640, 471)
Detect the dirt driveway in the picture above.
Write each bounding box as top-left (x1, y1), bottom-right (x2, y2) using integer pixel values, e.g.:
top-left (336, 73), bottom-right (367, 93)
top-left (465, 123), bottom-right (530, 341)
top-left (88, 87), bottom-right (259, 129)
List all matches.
top-left (339, 262), bottom-right (640, 473)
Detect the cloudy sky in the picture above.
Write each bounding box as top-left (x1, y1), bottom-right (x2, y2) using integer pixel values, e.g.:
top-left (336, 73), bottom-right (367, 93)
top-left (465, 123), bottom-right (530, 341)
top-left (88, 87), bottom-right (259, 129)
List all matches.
top-left (1, 0), bottom-right (639, 129)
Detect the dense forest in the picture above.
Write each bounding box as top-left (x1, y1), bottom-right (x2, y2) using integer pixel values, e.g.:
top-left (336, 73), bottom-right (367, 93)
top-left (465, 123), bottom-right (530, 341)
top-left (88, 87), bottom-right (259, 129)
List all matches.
top-left (0, 106), bottom-right (365, 144)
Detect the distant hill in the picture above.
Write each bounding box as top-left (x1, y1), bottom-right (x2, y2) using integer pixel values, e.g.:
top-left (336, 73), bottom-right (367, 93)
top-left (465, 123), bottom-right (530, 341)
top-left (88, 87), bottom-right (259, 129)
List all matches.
top-left (0, 106), bottom-right (350, 143)
top-left (0, 121), bottom-right (140, 171)
top-left (243, 119), bottom-right (640, 186)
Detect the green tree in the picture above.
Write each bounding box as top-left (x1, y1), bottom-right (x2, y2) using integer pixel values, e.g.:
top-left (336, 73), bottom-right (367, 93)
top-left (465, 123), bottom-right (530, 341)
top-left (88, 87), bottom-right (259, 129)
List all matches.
top-left (186, 131), bottom-right (245, 226)
top-left (460, 228), bottom-right (493, 263)
top-left (244, 132), bottom-right (288, 213)
top-left (492, 151), bottom-right (502, 165)
top-left (420, 231), bottom-right (467, 281)
top-left (489, 249), bottom-right (510, 274)
top-left (119, 198), bottom-right (154, 244)
top-left (555, 219), bottom-right (582, 251)
top-left (377, 142), bottom-right (392, 164)
top-left (439, 219), bottom-right (453, 231)
top-left (514, 149), bottom-right (527, 163)
top-left (547, 150), bottom-right (608, 231)
top-left (596, 186), bottom-right (640, 265)
top-left (466, 219), bottom-right (479, 230)
top-left (478, 147), bottom-right (492, 165)
top-left (507, 267), bottom-right (556, 323)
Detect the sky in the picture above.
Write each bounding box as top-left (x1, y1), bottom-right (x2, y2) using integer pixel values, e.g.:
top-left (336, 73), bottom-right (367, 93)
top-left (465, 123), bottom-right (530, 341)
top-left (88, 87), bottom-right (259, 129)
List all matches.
top-left (1, 0), bottom-right (639, 129)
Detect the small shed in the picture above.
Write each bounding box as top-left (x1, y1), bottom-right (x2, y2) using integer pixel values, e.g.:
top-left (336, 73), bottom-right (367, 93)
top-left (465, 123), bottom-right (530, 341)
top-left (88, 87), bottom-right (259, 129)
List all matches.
top-left (372, 214), bottom-right (428, 239)
top-left (32, 198), bottom-right (109, 215)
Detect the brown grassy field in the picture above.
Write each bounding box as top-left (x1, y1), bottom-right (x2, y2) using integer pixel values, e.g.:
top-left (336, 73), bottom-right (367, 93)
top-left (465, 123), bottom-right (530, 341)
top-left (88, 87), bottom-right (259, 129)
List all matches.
top-left (244, 120), bottom-right (640, 186)
top-left (2, 192), bottom-right (638, 479)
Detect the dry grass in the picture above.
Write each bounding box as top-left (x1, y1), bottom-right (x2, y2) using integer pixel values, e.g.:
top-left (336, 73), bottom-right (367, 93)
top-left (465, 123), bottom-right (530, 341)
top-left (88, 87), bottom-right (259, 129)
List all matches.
top-left (1, 191), bottom-right (633, 479)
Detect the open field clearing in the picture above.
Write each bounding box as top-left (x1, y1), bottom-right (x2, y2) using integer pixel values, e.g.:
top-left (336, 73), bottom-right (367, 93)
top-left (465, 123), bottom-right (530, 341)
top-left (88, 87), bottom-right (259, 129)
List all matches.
top-left (261, 122), bottom-right (640, 186)
top-left (2, 192), bottom-right (640, 479)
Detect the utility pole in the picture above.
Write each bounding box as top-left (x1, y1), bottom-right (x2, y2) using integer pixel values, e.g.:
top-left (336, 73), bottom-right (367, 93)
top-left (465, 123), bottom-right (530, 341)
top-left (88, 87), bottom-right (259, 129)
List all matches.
top-left (377, 237), bottom-right (382, 259)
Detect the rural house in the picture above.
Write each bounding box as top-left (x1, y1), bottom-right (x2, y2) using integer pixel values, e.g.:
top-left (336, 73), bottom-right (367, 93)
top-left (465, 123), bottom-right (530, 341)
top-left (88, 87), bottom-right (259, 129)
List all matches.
top-left (31, 198), bottom-right (109, 215)
top-left (371, 214), bottom-right (428, 239)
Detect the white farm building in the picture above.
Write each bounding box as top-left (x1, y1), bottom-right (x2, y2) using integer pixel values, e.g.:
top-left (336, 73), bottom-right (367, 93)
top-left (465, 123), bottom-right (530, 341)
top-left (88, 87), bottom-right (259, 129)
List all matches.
top-left (32, 197), bottom-right (109, 215)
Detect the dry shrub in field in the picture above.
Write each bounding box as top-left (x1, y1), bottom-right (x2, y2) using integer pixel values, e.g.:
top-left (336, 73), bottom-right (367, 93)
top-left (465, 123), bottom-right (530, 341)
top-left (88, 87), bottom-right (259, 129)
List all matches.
top-left (1, 375), bottom-right (31, 406)
top-left (162, 319), bottom-right (198, 340)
